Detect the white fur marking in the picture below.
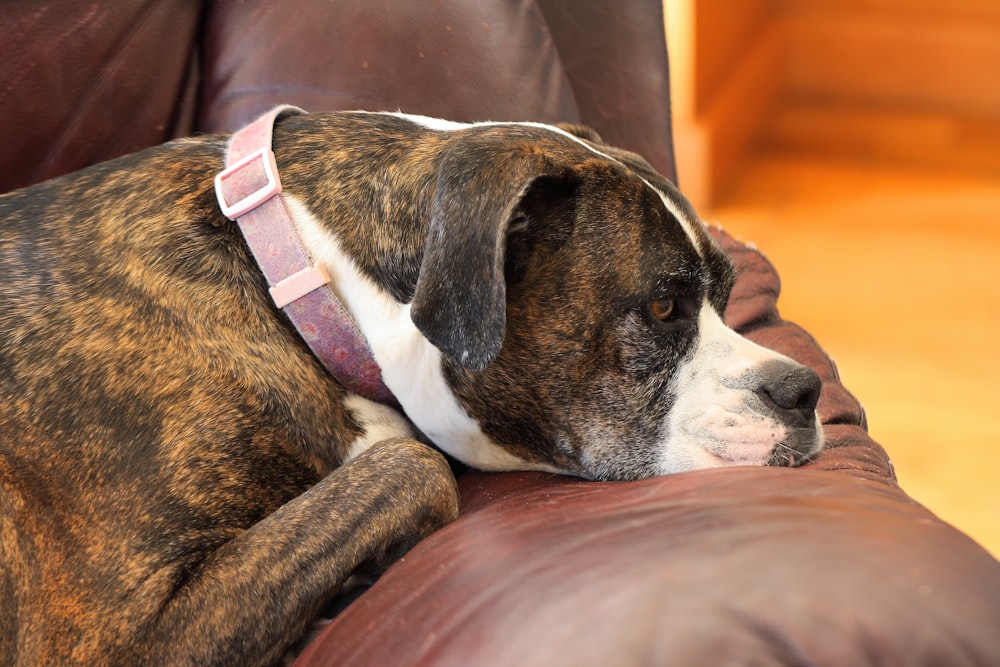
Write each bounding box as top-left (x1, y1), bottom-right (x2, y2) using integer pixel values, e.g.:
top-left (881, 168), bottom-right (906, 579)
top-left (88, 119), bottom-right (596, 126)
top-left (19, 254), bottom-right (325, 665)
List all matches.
top-left (343, 394), bottom-right (415, 461)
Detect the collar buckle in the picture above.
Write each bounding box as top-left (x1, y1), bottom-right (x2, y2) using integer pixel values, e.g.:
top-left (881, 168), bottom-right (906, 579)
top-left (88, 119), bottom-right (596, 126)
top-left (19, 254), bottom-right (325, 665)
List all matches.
top-left (215, 147), bottom-right (281, 220)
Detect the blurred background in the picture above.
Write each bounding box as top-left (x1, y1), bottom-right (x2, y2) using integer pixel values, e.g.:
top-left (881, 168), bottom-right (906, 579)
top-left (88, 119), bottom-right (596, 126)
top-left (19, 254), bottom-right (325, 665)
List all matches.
top-left (665, 0), bottom-right (999, 556)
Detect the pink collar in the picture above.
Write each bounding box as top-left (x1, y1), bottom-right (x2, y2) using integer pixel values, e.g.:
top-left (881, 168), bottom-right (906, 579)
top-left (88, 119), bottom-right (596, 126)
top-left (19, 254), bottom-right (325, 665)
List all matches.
top-left (214, 105), bottom-right (397, 406)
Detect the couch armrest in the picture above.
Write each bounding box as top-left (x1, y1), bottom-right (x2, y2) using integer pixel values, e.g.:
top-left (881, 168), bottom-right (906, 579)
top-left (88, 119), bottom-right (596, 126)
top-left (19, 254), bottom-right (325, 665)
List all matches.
top-left (293, 230), bottom-right (1000, 667)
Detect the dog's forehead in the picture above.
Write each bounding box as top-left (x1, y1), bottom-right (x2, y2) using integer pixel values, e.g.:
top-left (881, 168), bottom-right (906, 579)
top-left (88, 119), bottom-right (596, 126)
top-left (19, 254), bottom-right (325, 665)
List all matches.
top-left (474, 121), bottom-right (713, 254)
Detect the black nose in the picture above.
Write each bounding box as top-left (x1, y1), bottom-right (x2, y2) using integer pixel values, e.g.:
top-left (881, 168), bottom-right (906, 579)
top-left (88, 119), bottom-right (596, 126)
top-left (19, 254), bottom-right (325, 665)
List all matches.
top-left (756, 360), bottom-right (822, 420)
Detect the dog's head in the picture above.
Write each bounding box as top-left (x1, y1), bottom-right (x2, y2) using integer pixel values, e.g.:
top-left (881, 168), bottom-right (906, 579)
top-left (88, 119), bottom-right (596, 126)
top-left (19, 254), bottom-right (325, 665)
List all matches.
top-left (401, 121), bottom-right (822, 481)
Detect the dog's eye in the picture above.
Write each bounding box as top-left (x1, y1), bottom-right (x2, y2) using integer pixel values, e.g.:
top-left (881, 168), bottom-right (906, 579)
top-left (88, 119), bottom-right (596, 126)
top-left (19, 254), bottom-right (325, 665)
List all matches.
top-left (648, 298), bottom-right (676, 322)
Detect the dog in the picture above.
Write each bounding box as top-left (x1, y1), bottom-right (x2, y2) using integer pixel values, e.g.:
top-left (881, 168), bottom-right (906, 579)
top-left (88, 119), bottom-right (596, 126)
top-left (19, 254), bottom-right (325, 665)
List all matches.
top-left (0, 106), bottom-right (823, 665)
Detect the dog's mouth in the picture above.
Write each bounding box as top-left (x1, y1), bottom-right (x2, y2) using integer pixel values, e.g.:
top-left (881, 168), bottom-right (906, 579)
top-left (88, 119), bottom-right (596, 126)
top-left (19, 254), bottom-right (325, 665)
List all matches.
top-left (666, 400), bottom-right (823, 472)
top-left (696, 433), bottom-right (821, 470)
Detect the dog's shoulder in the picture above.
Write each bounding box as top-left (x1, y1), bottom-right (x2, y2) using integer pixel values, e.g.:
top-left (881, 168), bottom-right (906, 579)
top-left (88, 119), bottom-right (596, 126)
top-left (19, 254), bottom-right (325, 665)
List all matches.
top-left (0, 131), bottom-right (363, 482)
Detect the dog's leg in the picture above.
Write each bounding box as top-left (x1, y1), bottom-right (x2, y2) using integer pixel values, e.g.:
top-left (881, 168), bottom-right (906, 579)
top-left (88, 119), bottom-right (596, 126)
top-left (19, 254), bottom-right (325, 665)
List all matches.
top-left (115, 437), bottom-right (458, 667)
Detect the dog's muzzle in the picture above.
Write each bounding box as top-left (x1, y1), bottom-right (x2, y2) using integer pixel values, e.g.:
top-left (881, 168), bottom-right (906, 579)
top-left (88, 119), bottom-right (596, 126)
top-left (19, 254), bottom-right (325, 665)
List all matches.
top-left (753, 359), bottom-right (822, 465)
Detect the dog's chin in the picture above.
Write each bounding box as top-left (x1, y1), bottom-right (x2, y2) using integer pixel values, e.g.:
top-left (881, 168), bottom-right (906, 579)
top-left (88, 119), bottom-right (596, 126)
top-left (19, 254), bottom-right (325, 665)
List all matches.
top-left (653, 417), bottom-right (823, 475)
top-left (708, 428), bottom-right (823, 470)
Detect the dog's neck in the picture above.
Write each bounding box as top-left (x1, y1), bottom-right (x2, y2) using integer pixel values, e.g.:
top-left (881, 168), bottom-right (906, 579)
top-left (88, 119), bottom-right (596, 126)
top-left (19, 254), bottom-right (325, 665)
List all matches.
top-left (215, 105), bottom-right (397, 407)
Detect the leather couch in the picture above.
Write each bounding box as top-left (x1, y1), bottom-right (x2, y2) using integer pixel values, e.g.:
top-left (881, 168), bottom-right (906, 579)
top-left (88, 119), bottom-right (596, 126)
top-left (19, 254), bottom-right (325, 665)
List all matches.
top-left (3, 2), bottom-right (998, 665)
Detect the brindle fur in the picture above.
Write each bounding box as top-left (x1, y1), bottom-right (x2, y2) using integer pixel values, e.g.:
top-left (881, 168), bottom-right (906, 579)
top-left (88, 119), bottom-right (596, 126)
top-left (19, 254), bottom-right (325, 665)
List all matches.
top-left (0, 119), bottom-right (461, 665)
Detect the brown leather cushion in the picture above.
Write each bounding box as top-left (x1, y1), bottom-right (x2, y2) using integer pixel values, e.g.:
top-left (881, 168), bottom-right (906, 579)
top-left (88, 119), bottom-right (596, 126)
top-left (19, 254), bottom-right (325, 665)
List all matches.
top-left (0, 1), bottom-right (201, 193)
top-left (298, 469), bottom-right (1000, 666)
top-left (200, 1), bottom-right (575, 131)
top-left (294, 230), bottom-right (1000, 666)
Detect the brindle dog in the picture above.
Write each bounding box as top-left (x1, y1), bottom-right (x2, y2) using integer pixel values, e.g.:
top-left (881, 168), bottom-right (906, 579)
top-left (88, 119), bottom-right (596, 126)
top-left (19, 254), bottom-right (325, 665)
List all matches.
top-left (0, 110), bottom-right (821, 665)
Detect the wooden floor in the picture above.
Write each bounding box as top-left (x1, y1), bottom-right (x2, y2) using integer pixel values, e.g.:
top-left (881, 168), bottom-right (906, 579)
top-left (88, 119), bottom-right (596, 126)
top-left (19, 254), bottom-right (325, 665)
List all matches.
top-left (707, 150), bottom-right (1000, 558)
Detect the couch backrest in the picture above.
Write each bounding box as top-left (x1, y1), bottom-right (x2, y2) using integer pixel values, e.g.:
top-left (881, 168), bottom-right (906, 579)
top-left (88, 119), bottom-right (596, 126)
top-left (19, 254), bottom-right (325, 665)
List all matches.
top-left (0, 0), bottom-right (676, 194)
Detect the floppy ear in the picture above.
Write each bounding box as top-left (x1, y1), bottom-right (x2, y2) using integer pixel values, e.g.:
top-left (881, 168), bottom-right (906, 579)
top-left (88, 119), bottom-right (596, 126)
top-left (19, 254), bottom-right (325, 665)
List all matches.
top-left (411, 137), bottom-right (559, 371)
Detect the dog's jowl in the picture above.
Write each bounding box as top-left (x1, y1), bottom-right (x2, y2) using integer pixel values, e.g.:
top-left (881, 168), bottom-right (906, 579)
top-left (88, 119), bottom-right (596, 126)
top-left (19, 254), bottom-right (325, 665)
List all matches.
top-left (0, 108), bottom-right (821, 664)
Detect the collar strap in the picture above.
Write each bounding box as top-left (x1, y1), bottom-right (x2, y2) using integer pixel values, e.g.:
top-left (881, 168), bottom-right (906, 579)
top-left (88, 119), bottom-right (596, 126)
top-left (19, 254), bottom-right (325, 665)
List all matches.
top-left (215, 105), bottom-right (397, 406)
